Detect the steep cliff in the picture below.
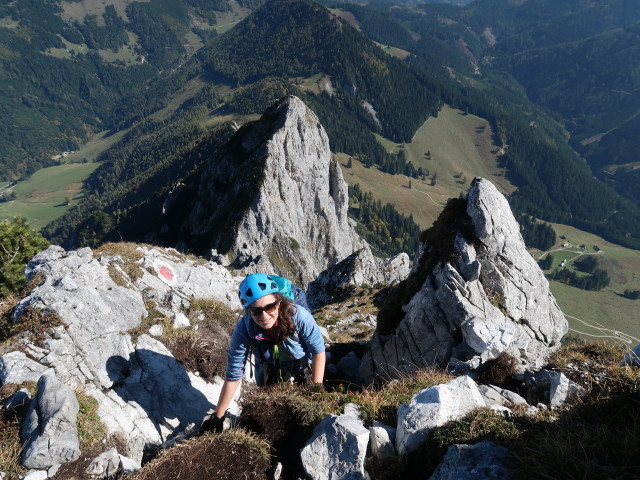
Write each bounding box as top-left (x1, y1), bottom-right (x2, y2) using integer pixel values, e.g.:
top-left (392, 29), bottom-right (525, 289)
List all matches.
top-left (164, 95), bottom-right (366, 285)
top-left (360, 178), bottom-right (568, 383)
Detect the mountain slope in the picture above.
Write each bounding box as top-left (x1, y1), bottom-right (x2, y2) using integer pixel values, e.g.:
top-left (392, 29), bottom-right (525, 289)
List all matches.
top-left (343, 0), bottom-right (640, 248)
top-left (0, 0), bottom-right (234, 180)
top-left (197, 0), bottom-right (441, 143)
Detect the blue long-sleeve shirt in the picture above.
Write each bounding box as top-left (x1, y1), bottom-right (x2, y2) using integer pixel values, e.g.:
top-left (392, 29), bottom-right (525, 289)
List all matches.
top-left (225, 305), bottom-right (325, 382)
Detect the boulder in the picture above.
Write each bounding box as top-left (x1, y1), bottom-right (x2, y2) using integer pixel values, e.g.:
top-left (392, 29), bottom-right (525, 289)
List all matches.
top-left (428, 441), bottom-right (513, 480)
top-left (369, 421), bottom-right (397, 465)
top-left (301, 403), bottom-right (370, 480)
top-left (549, 372), bottom-right (586, 407)
top-left (337, 351), bottom-right (361, 382)
top-left (4, 388), bottom-right (30, 420)
top-left (21, 471), bottom-right (48, 480)
top-left (86, 448), bottom-right (122, 478)
top-left (478, 384), bottom-right (536, 415)
top-left (0, 351), bottom-right (52, 385)
top-left (396, 376), bottom-right (486, 456)
top-left (621, 345), bottom-right (640, 367)
top-left (361, 178), bottom-right (567, 383)
top-left (307, 248), bottom-right (410, 308)
top-left (20, 374), bottom-right (81, 469)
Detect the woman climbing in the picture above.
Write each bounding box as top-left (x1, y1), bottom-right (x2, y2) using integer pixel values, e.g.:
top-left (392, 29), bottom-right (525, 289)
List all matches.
top-left (208, 272), bottom-right (326, 431)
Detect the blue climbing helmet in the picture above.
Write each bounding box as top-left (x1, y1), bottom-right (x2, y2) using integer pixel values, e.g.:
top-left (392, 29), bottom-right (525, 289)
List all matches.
top-left (238, 273), bottom-right (279, 307)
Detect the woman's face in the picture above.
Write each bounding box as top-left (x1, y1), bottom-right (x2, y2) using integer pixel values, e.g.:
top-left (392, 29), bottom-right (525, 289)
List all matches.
top-left (248, 294), bottom-right (280, 330)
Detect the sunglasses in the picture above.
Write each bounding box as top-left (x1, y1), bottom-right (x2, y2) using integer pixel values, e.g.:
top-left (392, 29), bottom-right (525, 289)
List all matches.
top-left (248, 300), bottom-right (279, 316)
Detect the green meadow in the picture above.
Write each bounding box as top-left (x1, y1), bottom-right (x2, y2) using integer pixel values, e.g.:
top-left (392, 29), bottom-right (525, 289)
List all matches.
top-left (0, 129), bottom-right (124, 230)
top-left (537, 224), bottom-right (640, 345)
top-left (0, 162), bottom-right (99, 230)
top-left (340, 105), bottom-right (514, 229)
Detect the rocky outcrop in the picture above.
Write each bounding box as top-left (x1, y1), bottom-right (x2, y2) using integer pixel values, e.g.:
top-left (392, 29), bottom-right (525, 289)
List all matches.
top-left (20, 374), bottom-right (80, 469)
top-left (428, 442), bottom-right (513, 480)
top-left (169, 95), bottom-right (366, 284)
top-left (2, 245), bottom-right (242, 468)
top-left (396, 375), bottom-right (486, 456)
top-left (307, 248), bottom-right (410, 308)
top-left (360, 178), bottom-right (568, 383)
top-left (301, 404), bottom-right (369, 480)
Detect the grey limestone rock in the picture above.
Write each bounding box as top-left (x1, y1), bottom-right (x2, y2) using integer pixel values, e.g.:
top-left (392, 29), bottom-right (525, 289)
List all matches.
top-left (20, 374), bottom-right (81, 469)
top-left (0, 351), bottom-right (53, 385)
top-left (5, 244), bottom-right (241, 466)
top-left (21, 471), bottom-right (48, 480)
top-left (396, 375), bottom-right (486, 456)
top-left (85, 448), bottom-right (122, 478)
top-left (360, 178), bottom-right (567, 383)
top-left (549, 371), bottom-right (586, 407)
top-left (307, 248), bottom-right (410, 308)
top-left (177, 95), bottom-right (366, 284)
top-left (369, 421), bottom-right (397, 465)
top-left (301, 403), bottom-right (370, 480)
top-left (478, 384), bottom-right (536, 415)
top-left (428, 441), bottom-right (513, 480)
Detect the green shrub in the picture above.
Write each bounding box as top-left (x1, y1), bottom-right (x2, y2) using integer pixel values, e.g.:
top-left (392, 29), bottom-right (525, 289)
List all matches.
top-left (0, 217), bottom-right (49, 298)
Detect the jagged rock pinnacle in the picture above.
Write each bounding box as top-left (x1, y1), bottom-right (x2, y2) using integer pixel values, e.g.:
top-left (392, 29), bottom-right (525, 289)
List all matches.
top-left (360, 178), bottom-right (568, 383)
top-left (174, 95), bottom-right (365, 284)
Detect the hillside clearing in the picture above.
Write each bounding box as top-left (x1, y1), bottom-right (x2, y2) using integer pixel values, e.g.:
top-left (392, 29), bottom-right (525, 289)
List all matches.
top-left (535, 223), bottom-right (640, 343)
top-left (340, 105), bottom-right (515, 229)
top-left (60, 0), bottom-right (147, 23)
top-left (403, 105), bottom-right (514, 197)
top-left (0, 162), bottom-right (99, 230)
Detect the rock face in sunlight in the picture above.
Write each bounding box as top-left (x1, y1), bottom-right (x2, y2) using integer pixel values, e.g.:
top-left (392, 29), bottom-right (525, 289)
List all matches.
top-left (360, 178), bottom-right (568, 384)
top-left (174, 95), bottom-right (366, 284)
top-left (2, 245), bottom-right (241, 467)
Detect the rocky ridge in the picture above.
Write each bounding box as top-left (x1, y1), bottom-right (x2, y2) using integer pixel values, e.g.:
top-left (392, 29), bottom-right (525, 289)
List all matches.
top-left (2, 97), bottom-right (633, 480)
top-left (360, 178), bottom-right (568, 383)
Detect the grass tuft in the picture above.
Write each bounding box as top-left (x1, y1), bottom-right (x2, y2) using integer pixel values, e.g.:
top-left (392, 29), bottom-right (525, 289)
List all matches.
top-left (76, 390), bottom-right (108, 451)
top-left (133, 428), bottom-right (271, 480)
top-left (94, 242), bottom-right (146, 284)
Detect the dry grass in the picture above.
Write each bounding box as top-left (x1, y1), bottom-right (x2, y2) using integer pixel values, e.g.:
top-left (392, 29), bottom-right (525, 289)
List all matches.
top-left (476, 351), bottom-right (518, 387)
top-left (162, 299), bottom-right (240, 381)
top-left (52, 433), bottom-right (130, 480)
top-left (548, 342), bottom-right (640, 397)
top-left (0, 415), bottom-right (25, 480)
top-left (76, 390), bottom-right (108, 451)
top-left (10, 305), bottom-right (63, 347)
top-left (0, 382), bottom-right (36, 480)
top-left (507, 390), bottom-right (640, 479)
top-left (354, 368), bottom-right (454, 427)
top-left (237, 368), bottom-right (454, 478)
top-left (133, 429), bottom-right (271, 480)
top-left (94, 242), bottom-right (145, 284)
top-left (0, 293), bottom-right (19, 351)
top-left (1, 272), bottom-right (48, 352)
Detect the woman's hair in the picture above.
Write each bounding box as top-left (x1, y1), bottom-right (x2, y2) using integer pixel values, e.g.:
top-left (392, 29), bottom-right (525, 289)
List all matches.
top-left (274, 292), bottom-right (296, 339)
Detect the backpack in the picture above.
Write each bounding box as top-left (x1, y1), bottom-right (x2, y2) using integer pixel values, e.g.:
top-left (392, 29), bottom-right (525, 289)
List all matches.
top-left (270, 275), bottom-right (310, 312)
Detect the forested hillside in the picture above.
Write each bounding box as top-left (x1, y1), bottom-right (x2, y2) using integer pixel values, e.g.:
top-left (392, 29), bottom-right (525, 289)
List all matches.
top-left (43, 0), bottom-right (446, 249)
top-left (0, 0), bottom-right (229, 180)
top-left (338, 0), bottom-right (640, 248)
top-left (0, 0), bottom-right (155, 178)
top-left (5, 0), bottom-right (640, 255)
top-left (197, 0), bottom-right (441, 143)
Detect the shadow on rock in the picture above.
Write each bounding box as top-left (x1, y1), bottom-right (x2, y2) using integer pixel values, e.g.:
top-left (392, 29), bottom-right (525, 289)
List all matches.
top-left (106, 349), bottom-right (213, 450)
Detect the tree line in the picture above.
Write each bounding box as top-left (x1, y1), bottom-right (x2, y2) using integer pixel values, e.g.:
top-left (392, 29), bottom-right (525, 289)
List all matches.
top-left (348, 183), bottom-right (421, 257)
